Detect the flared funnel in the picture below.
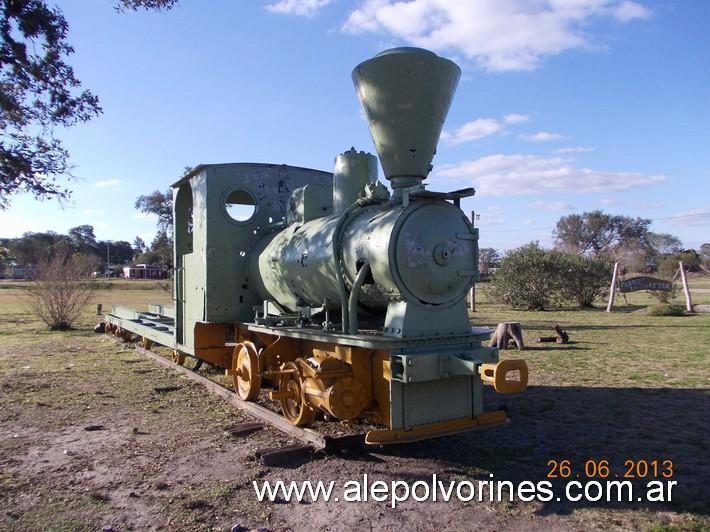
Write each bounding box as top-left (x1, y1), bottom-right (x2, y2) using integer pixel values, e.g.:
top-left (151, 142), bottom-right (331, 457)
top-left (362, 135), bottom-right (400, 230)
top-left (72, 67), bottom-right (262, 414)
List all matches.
top-left (352, 47), bottom-right (461, 188)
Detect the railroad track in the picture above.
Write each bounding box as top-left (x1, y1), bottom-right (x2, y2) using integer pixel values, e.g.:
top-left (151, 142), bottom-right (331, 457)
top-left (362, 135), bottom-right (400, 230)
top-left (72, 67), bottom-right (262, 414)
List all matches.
top-left (132, 345), bottom-right (365, 453)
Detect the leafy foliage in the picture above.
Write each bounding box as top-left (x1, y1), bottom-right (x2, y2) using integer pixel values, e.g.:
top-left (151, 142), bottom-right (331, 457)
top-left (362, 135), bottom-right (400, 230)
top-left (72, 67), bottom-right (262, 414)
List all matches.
top-left (553, 210), bottom-right (651, 257)
top-left (491, 243), bottom-right (567, 310)
top-left (5, 225), bottom-right (136, 269)
top-left (657, 250), bottom-right (702, 277)
top-left (0, 0), bottom-right (177, 208)
top-left (701, 243), bottom-right (710, 271)
top-left (560, 253), bottom-right (612, 308)
top-left (0, 0), bottom-right (101, 207)
top-left (492, 242), bottom-right (612, 310)
top-left (24, 249), bottom-right (96, 329)
top-left (135, 189), bottom-right (173, 235)
top-left (115, 0), bottom-right (178, 11)
top-left (478, 247), bottom-right (500, 275)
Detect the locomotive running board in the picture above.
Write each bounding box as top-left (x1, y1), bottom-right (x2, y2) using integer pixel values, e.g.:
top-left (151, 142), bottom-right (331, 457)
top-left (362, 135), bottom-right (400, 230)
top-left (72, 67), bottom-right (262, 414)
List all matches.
top-left (133, 346), bottom-right (364, 451)
top-left (365, 409), bottom-right (509, 445)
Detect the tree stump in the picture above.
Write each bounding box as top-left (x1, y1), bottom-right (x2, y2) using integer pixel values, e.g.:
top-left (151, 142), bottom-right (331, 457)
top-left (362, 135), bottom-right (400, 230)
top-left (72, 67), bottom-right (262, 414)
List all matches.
top-left (489, 322), bottom-right (524, 350)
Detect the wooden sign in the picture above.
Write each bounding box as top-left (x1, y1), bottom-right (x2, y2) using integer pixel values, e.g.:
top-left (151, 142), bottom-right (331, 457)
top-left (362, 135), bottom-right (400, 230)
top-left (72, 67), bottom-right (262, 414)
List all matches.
top-left (619, 276), bottom-right (672, 293)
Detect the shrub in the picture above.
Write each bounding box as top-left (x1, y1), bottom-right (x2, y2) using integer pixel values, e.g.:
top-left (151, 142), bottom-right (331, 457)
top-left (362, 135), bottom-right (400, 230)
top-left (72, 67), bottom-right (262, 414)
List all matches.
top-left (491, 243), bottom-right (568, 310)
top-left (646, 304), bottom-right (685, 317)
top-left (560, 254), bottom-right (613, 308)
top-left (25, 251), bottom-right (97, 330)
top-left (492, 243), bottom-right (613, 310)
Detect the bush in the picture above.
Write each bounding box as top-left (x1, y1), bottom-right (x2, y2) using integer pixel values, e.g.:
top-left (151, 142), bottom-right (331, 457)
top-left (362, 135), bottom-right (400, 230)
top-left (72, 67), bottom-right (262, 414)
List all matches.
top-left (646, 304), bottom-right (685, 316)
top-left (491, 243), bottom-right (568, 310)
top-left (560, 254), bottom-right (613, 308)
top-left (492, 243), bottom-right (612, 310)
top-left (25, 251), bottom-right (97, 330)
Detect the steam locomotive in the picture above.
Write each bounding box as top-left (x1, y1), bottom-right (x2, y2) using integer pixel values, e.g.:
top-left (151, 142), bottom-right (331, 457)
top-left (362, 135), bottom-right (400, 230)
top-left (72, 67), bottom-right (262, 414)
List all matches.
top-left (106, 47), bottom-right (527, 444)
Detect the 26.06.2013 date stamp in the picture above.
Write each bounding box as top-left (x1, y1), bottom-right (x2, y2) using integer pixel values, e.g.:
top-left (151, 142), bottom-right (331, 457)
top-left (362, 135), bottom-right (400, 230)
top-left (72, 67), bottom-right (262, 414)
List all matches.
top-left (547, 459), bottom-right (674, 479)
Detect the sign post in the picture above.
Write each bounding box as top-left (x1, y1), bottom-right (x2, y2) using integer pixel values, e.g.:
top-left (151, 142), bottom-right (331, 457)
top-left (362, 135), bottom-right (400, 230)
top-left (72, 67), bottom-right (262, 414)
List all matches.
top-left (606, 262), bottom-right (619, 312)
top-left (469, 210), bottom-right (476, 312)
top-left (679, 261), bottom-right (693, 312)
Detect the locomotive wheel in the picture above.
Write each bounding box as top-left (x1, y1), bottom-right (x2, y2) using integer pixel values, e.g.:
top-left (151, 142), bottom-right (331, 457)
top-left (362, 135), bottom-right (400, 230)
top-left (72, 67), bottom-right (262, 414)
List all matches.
top-left (172, 350), bottom-right (186, 366)
top-left (279, 362), bottom-right (316, 426)
top-left (232, 342), bottom-right (261, 401)
top-left (140, 337), bottom-right (153, 350)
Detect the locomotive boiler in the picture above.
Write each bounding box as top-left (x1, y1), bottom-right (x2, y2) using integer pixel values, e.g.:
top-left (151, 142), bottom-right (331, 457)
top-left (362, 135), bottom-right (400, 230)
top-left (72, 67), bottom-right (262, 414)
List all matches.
top-left (106, 47), bottom-right (528, 444)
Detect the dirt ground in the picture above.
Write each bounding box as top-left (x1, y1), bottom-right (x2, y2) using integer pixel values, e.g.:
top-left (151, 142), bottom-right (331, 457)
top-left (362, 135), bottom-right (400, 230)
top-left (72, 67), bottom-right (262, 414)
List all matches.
top-left (0, 285), bottom-right (708, 531)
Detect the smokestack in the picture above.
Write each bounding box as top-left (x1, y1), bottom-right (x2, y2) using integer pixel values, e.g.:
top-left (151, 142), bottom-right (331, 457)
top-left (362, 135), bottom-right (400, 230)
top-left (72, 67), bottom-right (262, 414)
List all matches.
top-left (352, 47), bottom-right (461, 189)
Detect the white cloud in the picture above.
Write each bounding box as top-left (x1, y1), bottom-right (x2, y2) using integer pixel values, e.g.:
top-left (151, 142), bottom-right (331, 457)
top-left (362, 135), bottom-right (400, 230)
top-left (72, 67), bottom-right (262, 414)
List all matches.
top-left (612, 0), bottom-right (651, 22)
top-left (442, 118), bottom-right (503, 145)
top-left (435, 154), bottom-right (665, 196)
top-left (92, 178), bottom-right (123, 189)
top-left (81, 208), bottom-right (104, 216)
top-left (503, 113), bottom-right (530, 124)
top-left (520, 131), bottom-right (563, 142)
top-left (600, 198), bottom-right (620, 205)
top-left (554, 145), bottom-right (595, 154)
top-left (527, 200), bottom-right (574, 211)
top-left (672, 208), bottom-right (710, 226)
top-left (342, 0), bottom-right (651, 72)
top-left (266, 0), bottom-right (332, 17)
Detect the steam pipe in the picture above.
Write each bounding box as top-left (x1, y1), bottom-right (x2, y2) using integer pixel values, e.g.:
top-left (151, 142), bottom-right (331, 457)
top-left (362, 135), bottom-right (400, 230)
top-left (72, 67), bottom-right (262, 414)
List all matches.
top-left (348, 262), bottom-right (370, 335)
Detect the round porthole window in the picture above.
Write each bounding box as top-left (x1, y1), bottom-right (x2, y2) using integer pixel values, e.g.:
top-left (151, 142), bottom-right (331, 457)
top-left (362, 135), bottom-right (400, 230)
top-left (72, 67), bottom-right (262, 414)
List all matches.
top-left (224, 189), bottom-right (256, 222)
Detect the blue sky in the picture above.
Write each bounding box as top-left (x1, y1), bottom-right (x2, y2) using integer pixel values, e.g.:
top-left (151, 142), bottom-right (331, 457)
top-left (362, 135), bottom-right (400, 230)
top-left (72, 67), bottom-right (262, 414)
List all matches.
top-left (1, 0), bottom-right (708, 252)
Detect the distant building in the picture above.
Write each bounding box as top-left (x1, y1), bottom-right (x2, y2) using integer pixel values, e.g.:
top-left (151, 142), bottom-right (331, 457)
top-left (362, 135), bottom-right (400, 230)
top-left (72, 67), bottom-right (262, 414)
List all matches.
top-left (123, 264), bottom-right (165, 279)
top-left (6, 264), bottom-right (37, 279)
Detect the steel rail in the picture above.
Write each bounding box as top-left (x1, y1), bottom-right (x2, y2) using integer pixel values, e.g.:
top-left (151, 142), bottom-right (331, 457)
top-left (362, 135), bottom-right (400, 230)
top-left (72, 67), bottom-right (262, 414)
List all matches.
top-left (133, 345), bottom-right (363, 451)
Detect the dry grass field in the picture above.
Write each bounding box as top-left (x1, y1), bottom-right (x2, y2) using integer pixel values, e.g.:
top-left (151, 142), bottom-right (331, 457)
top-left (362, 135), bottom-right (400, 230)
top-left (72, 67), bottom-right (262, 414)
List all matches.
top-left (0, 278), bottom-right (708, 531)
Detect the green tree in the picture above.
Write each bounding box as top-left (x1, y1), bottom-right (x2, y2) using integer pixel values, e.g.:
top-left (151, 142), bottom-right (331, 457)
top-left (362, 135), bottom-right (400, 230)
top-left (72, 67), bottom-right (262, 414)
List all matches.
top-left (478, 247), bottom-right (500, 275)
top-left (648, 233), bottom-right (683, 256)
top-left (0, 0), bottom-right (177, 208)
top-left (137, 230), bottom-right (172, 270)
top-left (553, 210), bottom-right (651, 257)
top-left (100, 239), bottom-right (133, 265)
top-left (132, 236), bottom-right (146, 259)
top-left (657, 250), bottom-right (702, 277)
top-left (700, 243), bottom-right (710, 271)
top-left (68, 224), bottom-right (98, 254)
top-left (8, 230), bottom-right (71, 264)
top-left (135, 189), bottom-right (173, 236)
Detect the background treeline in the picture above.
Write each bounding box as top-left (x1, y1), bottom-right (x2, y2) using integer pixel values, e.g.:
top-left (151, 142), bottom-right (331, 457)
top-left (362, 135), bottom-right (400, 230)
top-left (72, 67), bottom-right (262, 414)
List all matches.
top-left (484, 210), bottom-right (710, 310)
top-left (0, 189), bottom-right (175, 276)
top-left (0, 224), bottom-right (172, 276)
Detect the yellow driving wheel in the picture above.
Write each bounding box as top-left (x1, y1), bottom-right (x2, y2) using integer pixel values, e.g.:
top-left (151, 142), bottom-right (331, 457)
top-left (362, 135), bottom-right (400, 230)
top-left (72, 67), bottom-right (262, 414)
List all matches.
top-left (279, 361), bottom-right (316, 426)
top-left (232, 342), bottom-right (261, 401)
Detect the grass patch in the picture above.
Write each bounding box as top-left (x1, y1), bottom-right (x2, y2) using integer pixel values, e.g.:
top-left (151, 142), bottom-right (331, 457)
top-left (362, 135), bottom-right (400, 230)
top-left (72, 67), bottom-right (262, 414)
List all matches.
top-left (647, 304), bottom-right (687, 316)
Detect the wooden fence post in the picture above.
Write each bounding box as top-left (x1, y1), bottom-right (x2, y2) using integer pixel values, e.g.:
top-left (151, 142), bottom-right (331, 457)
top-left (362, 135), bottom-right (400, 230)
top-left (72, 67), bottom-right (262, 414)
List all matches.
top-left (679, 261), bottom-right (693, 312)
top-left (606, 262), bottom-right (619, 312)
top-left (469, 210), bottom-right (476, 312)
